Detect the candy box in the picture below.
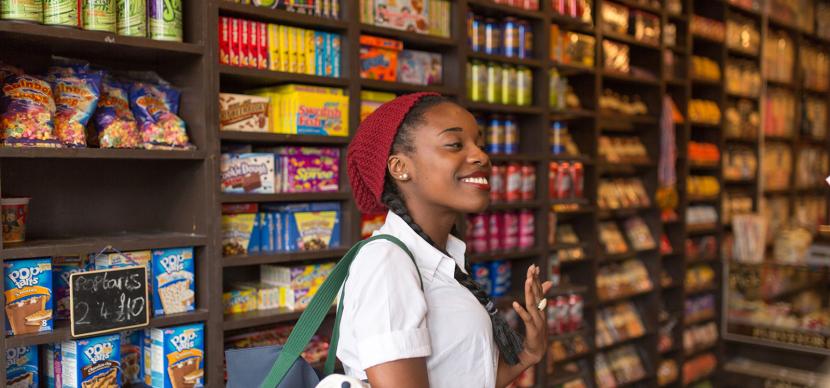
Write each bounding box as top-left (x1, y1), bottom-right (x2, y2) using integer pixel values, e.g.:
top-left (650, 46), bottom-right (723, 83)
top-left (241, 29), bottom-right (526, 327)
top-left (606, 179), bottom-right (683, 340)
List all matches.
top-left (219, 93), bottom-right (270, 132)
top-left (53, 256), bottom-right (91, 320)
top-left (360, 212), bottom-right (387, 239)
top-left (397, 49), bottom-right (443, 86)
top-left (61, 334), bottom-right (121, 388)
top-left (261, 263), bottom-right (334, 310)
top-left (360, 90), bottom-right (396, 122)
top-left (360, 35), bottom-right (402, 81)
top-left (222, 203), bottom-right (261, 256)
top-left (4, 258), bottom-right (52, 336)
top-left (223, 288), bottom-right (257, 314)
top-left (121, 330), bottom-right (147, 386)
top-left (149, 323), bottom-right (205, 388)
top-left (6, 345), bottom-right (38, 388)
top-left (257, 146), bottom-right (340, 193)
top-left (221, 153), bottom-right (276, 193)
top-left (152, 247), bottom-right (196, 316)
top-left (372, 0), bottom-right (430, 34)
top-left (266, 202), bottom-right (342, 251)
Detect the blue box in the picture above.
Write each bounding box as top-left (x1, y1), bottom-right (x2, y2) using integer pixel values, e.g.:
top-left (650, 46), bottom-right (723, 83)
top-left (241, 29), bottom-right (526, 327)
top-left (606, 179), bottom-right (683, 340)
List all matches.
top-left (263, 202), bottom-right (341, 252)
top-left (6, 345), bottom-right (38, 388)
top-left (61, 334), bottom-right (121, 388)
top-left (150, 323), bottom-right (205, 388)
top-left (152, 247), bottom-right (196, 316)
top-left (4, 258), bottom-right (52, 336)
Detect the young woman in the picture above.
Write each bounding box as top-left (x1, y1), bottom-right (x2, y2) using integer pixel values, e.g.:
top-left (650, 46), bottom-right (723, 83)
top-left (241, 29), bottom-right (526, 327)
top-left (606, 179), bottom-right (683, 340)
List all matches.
top-left (341, 92), bottom-right (553, 388)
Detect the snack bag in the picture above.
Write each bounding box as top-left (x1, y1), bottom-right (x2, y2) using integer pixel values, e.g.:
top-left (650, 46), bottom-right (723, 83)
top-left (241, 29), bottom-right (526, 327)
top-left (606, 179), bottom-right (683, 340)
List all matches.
top-left (92, 78), bottom-right (141, 148)
top-left (50, 71), bottom-right (102, 147)
top-left (129, 82), bottom-right (191, 149)
top-left (0, 74), bottom-right (61, 147)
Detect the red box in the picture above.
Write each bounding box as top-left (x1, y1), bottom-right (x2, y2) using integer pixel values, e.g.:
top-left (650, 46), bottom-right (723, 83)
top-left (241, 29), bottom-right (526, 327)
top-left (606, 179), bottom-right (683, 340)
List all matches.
top-left (240, 19), bottom-right (250, 67)
top-left (230, 18), bottom-right (240, 66)
top-left (247, 20), bottom-right (257, 68)
top-left (258, 22), bottom-right (268, 70)
top-left (219, 17), bottom-right (230, 65)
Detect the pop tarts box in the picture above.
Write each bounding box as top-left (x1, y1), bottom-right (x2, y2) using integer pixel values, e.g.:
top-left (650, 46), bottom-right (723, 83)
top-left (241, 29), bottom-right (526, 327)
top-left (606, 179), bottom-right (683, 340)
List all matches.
top-left (152, 247), bottom-right (196, 316)
top-left (61, 334), bottom-right (121, 388)
top-left (54, 256), bottom-right (92, 320)
top-left (121, 330), bottom-right (147, 386)
top-left (150, 323), bottom-right (205, 388)
top-left (4, 258), bottom-right (53, 336)
top-left (490, 260), bottom-right (511, 297)
top-left (6, 345), bottom-right (38, 388)
top-left (471, 263), bottom-right (493, 296)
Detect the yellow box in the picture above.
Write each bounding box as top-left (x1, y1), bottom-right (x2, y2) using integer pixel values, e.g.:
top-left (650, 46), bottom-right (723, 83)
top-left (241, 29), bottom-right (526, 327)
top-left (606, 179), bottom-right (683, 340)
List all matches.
top-left (279, 25), bottom-right (290, 72)
top-left (306, 29), bottom-right (315, 75)
top-left (297, 27), bottom-right (307, 74)
top-left (287, 26), bottom-right (297, 73)
top-left (267, 24), bottom-right (280, 72)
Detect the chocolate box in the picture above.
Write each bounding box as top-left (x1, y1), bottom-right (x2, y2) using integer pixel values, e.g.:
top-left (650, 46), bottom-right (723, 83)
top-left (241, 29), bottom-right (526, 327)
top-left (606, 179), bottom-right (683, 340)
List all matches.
top-left (4, 258), bottom-right (52, 336)
top-left (221, 153), bottom-right (276, 194)
top-left (6, 345), bottom-right (38, 388)
top-left (254, 146), bottom-right (340, 193)
top-left (152, 247), bottom-right (196, 317)
top-left (150, 323), bottom-right (205, 388)
top-left (219, 93), bottom-right (270, 132)
top-left (61, 334), bottom-right (121, 388)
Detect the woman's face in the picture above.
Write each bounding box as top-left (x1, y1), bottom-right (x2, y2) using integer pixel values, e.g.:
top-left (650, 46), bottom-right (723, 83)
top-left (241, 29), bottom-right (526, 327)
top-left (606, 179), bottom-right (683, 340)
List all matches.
top-left (392, 102), bottom-right (491, 214)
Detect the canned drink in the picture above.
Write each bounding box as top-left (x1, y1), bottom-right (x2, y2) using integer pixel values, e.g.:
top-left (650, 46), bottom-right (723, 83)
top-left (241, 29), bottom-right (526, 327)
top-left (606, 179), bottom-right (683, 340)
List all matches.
top-left (1, 0), bottom-right (42, 22)
top-left (472, 263), bottom-right (493, 296)
top-left (505, 163), bottom-right (522, 202)
top-left (486, 115), bottom-right (504, 154)
top-left (470, 13), bottom-right (484, 52)
top-left (525, 0), bottom-right (539, 10)
top-left (44, 0), bottom-right (78, 26)
top-left (549, 162), bottom-right (559, 199)
top-left (569, 293), bottom-right (583, 330)
top-left (470, 214), bottom-right (489, 253)
top-left (550, 254), bottom-right (560, 287)
top-left (550, 122), bottom-right (566, 154)
top-left (82, 0), bottom-right (116, 32)
top-left (486, 62), bottom-right (503, 105)
top-left (572, 162), bottom-right (584, 198)
top-left (503, 17), bottom-right (518, 57)
top-left (490, 165), bottom-right (506, 203)
top-left (556, 161), bottom-right (573, 199)
top-left (503, 115), bottom-right (518, 154)
top-left (468, 60), bottom-right (487, 102)
top-left (501, 65), bottom-right (517, 105)
top-left (484, 18), bottom-right (501, 55)
top-left (518, 209), bottom-right (535, 248)
top-left (503, 211), bottom-right (519, 250)
top-left (490, 260), bottom-right (512, 297)
top-left (117, 0), bottom-right (146, 36)
top-left (521, 164), bottom-right (535, 200)
top-left (555, 296), bottom-right (570, 333)
top-left (149, 0), bottom-right (183, 41)
top-left (489, 212), bottom-right (503, 251)
top-left (516, 66), bottom-right (532, 106)
top-left (518, 20), bottom-right (533, 58)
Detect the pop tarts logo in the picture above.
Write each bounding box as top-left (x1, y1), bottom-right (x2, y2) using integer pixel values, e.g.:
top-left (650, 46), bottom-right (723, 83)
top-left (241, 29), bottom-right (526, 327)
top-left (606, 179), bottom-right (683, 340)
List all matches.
top-left (8, 266), bottom-right (43, 289)
top-left (83, 341), bottom-right (114, 364)
top-left (6, 346), bottom-right (31, 368)
top-left (170, 329), bottom-right (197, 353)
top-left (159, 254), bottom-right (186, 274)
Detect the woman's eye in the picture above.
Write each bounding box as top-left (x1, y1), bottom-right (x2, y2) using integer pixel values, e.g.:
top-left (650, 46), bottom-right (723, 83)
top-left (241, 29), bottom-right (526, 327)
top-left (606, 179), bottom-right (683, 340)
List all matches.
top-left (446, 142), bottom-right (463, 149)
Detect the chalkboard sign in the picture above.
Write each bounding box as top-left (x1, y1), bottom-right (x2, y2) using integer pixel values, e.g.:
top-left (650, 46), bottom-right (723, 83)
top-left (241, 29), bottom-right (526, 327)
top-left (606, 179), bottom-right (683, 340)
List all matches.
top-left (69, 266), bottom-right (150, 337)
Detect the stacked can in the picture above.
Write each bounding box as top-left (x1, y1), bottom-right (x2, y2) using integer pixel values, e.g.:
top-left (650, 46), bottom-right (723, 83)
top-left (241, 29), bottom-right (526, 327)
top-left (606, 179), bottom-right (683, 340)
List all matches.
top-left (549, 161), bottom-right (584, 199)
top-left (493, 0), bottom-right (540, 11)
top-left (468, 13), bottom-right (533, 59)
top-left (467, 61), bottom-right (533, 106)
top-left (467, 211), bottom-right (536, 253)
top-left (490, 163), bottom-right (535, 202)
top-left (483, 114), bottom-right (519, 154)
top-left (471, 260), bottom-right (512, 297)
top-left (547, 293), bottom-right (584, 335)
top-left (550, 121), bottom-right (568, 154)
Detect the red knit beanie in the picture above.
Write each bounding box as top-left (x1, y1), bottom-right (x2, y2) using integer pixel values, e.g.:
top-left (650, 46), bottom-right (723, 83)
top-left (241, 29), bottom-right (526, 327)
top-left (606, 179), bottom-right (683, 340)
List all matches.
top-left (348, 92), bottom-right (440, 214)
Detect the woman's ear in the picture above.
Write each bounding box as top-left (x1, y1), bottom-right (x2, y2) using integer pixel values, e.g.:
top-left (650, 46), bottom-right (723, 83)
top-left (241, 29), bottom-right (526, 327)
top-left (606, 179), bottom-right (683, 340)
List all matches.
top-left (388, 154), bottom-right (412, 182)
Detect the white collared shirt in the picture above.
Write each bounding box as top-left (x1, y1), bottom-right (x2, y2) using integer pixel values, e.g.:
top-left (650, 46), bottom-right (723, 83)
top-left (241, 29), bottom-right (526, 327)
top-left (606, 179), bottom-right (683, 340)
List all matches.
top-left (336, 211), bottom-right (499, 388)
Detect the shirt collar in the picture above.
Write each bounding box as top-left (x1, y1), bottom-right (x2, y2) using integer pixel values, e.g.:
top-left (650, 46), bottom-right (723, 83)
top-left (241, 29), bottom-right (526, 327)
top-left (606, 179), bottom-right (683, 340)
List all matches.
top-left (378, 211), bottom-right (468, 282)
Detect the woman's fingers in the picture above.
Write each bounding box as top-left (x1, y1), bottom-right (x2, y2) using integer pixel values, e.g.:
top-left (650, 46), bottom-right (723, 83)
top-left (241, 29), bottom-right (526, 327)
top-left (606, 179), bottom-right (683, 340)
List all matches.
top-left (524, 265), bottom-right (536, 313)
top-left (512, 301), bottom-right (532, 323)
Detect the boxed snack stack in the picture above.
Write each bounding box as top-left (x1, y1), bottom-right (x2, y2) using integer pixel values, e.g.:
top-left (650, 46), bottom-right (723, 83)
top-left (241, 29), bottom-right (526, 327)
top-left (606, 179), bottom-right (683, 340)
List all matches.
top-left (4, 258), bottom-right (53, 336)
top-left (221, 153), bottom-right (277, 194)
top-left (61, 334), bottom-right (121, 388)
top-left (149, 323), bottom-right (205, 388)
top-left (152, 247), bottom-right (196, 316)
top-left (6, 345), bottom-right (38, 388)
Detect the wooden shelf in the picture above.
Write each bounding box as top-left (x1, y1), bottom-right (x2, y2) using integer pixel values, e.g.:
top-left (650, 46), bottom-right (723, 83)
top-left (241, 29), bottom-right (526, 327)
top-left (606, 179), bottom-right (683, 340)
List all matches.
top-left (550, 154), bottom-right (594, 164)
top-left (463, 101), bottom-right (545, 115)
top-left (685, 284), bottom-right (718, 296)
top-left (489, 200), bottom-right (543, 210)
top-left (597, 331), bottom-right (652, 351)
top-left (5, 310), bottom-right (209, 347)
top-left (466, 0), bottom-right (546, 19)
top-left (550, 13), bottom-right (595, 33)
top-left (598, 206), bottom-right (657, 219)
top-left (598, 287), bottom-right (654, 305)
top-left (467, 51), bottom-right (544, 67)
top-left (223, 247), bottom-right (351, 267)
top-left (603, 31), bottom-right (662, 52)
top-left (685, 312), bottom-right (717, 326)
top-left (727, 46), bottom-right (760, 59)
top-left (217, 2), bottom-right (349, 31)
top-left (0, 147), bottom-right (205, 160)
top-left (689, 162), bottom-right (720, 171)
top-left (726, 2), bottom-right (763, 17)
top-left (686, 225), bottom-right (720, 236)
top-left (611, 0), bottom-right (662, 13)
top-left (552, 62), bottom-right (597, 75)
top-left (220, 191), bottom-right (352, 203)
top-left (224, 306), bottom-right (336, 331)
top-left (360, 79), bottom-right (456, 95)
top-left (548, 284), bottom-right (590, 296)
top-left (0, 232), bottom-right (207, 260)
top-left (726, 90), bottom-right (760, 100)
top-left (219, 64), bottom-right (349, 89)
top-left (690, 121), bottom-right (721, 129)
top-left (489, 154), bottom-right (547, 162)
top-left (550, 109), bottom-right (596, 121)
top-left (599, 113), bottom-right (659, 125)
top-left (469, 247), bottom-right (544, 263)
top-left (359, 24), bottom-right (455, 49)
top-left (668, 45), bottom-right (689, 55)
top-left (601, 70), bottom-right (661, 86)
top-left (691, 77), bottom-right (722, 87)
top-left (219, 131), bottom-right (350, 145)
top-left (767, 79), bottom-right (797, 90)
top-left (692, 33), bottom-right (726, 45)
top-left (687, 195), bottom-right (720, 203)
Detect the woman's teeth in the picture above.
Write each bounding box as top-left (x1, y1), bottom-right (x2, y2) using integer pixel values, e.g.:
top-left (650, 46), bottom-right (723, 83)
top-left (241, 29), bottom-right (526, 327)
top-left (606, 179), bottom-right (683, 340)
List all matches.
top-left (461, 177), bottom-right (489, 184)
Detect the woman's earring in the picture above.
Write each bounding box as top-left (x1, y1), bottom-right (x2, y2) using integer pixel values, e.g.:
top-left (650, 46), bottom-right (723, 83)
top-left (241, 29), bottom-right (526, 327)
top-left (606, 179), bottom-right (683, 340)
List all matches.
top-left (399, 173), bottom-right (409, 181)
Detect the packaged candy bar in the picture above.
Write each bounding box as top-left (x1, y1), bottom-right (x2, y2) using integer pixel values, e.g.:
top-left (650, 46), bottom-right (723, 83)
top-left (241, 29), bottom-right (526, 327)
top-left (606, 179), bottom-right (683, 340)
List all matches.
top-left (221, 153), bottom-right (276, 193)
top-left (6, 345), bottom-right (38, 388)
top-left (92, 78), bottom-right (141, 148)
top-left (129, 82), bottom-right (190, 149)
top-left (150, 325), bottom-right (197, 388)
top-left (61, 334), bottom-right (121, 388)
top-left (4, 258), bottom-right (53, 336)
top-left (0, 74), bottom-right (61, 147)
top-left (152, 247), bottom-right (196, 317)
top-left (53, 256), bottom-right (91, 320)
top-left (219, 93), bottom-right (270, 132)
top-left (50, 70), bottom-right (102, 147)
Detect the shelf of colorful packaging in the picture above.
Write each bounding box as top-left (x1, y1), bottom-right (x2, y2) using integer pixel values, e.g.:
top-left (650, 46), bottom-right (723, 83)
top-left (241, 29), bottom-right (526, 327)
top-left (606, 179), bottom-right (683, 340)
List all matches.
top-left (467, 51), bottom-right (544, 68)
top-left (602, 31), bottom-right (662, 52)
top-left (489, 200), bottom-right (544, 210)
top-left (217, 1), bottom-right (349, 31)
top-left (685, 224), bottom-right (720, 236)
top-left (551, 203), bottom-right (595, 214)
top-left (687, 195), bottom-right (720, 203)
top-left (685, 312), bottom-right (717, 327)
top-left (550, 328), bottom-right (590, 342)
top-left (0, 21), bottom-right (203, 60)
top-left (0, 147), bottom-right (206, 160)
top-left (463, 101), bottom-right (545, 115)
top-left (359, 79), bottom-right (457, 95)
top-left (690, 77), bottom-right (722, 87)
top-left (766, 79), bottom-right (797, 90)
top-left (598, 114), bottom-right (660, 126)
top-left (685, 342), bottom-right (719, 359)
top-left (219, 131), bottom-right (351, 145)
top-left (359, 24), bottom-right (455, 49)
top-left (552, 62), bottom-right (597, 75)
top-left (548, 284), bottom-right (590, 296)
top-left (598, 287), bottom-right (655, 305)
top-left (5, 309), bottom-right (210, 347)
top-left (597, 331), bottom-right (653, 351)
top-left (550, 242), bottom-right (588, 251)
top-left (223, 306), bottom-right (337, 331)
top-left (222, 247), bottom-right (351, 267)
top-left (727, 46), bottom-right (760, 60)
top-left (692, 33), bottom-right (726, 46)
top-left (489, 154), bottom-right (547, 162)
top-left (468, 247), bottom-right (544, 263)
top-left (597, 206), bottom-right (658, 220)
top-left (550, 14), bottom-right (595, 34)
top-left (547, 371), bottom-right (588, 387)
top-left (550, 109), bottom-right (596, 121)
top-left (219, 191), bottom-right (352, 203)
top-left (0, 232), bottom-right (207, 260)
top-left (219, 64), bottom-right (349, 89)
top-left (685, 283), bottom-right (718, 296)
top-left (726, 90), bottom-right (760, 100)
top-left (552, 349), bottom-right (593, 364)
top-left (466, 0), bottom-right (546, 19)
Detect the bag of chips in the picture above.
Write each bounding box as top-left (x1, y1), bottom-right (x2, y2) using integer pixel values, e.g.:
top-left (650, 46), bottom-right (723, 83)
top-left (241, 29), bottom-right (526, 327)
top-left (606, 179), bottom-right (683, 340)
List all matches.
top-left (0, 74), bottom-right (61, 148)
top-left (92, 78), bottom-right (140, 148)
top-left (129, 82), bottom-right (190, 149)
top-left (51, 71), bottom-right (102, 147)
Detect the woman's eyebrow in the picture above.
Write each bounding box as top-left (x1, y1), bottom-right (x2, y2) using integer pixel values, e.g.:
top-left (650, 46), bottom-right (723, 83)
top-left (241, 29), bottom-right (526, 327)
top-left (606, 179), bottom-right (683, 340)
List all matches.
top-left (439, 127), bottom-right (463, 134)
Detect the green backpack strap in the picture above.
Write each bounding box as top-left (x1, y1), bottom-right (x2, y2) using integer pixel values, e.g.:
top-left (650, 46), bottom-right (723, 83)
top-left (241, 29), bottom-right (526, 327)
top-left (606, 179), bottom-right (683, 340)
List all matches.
top-left (260, 234), bottom-right (422, 388)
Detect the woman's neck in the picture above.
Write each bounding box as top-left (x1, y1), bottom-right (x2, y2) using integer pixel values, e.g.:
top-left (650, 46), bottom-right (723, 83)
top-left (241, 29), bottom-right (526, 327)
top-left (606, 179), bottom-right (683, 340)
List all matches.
top-left (405, 201), bottom-right (457, 251)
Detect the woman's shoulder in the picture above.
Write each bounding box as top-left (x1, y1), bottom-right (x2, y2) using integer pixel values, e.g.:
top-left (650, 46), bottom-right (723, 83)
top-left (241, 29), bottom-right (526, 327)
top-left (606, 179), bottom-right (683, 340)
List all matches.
top-left (346, 235), bottom-right (422, 287)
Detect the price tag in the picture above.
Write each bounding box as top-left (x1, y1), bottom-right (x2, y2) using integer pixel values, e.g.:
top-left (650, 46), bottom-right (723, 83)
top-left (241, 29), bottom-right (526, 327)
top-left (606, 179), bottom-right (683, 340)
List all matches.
top-left (69, 266), bottom-right (149, 338)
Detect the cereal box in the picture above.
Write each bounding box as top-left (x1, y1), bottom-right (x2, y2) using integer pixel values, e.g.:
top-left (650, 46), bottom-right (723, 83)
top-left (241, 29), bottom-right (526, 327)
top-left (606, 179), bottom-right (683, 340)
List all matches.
top-left (222, 203), bottom-right (261, 256)
top-left (61, 334), bottom-right (121, 388)
top-left (305, 29), bottom-right (315, 75)
top-left (53, 256), bottom-right (91, 321)
top-left (259, 212), bottom-right (275, 253)
top-left (372, 0), bottom-right (429, 34)
top-left (4, 258), bottom-right (52, 336)
top-left (150, 323), bottom-right (205, 388)
top-left (219, 93), bottom-right (270, 132)
top-left (6, 345), bottom-right (38, 388)
top-left (360, 35), bottom-right (402, 81)
top-left (152, 247), bottom-right (196, 316)
top-left (398, 49), bottom-right (443, 86)
top-left (250, 84), bottom-right (348, 136)
top-left (121, 330), bottom-right (147, 386)
top-left (314, 31), bottom-right (326, 76)
top-left (221, 153), bottom-right (276, 193)
top-left (248, 20), bottom-right (258, 69)
top-left (331, 34), bottom-right (342, 77)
